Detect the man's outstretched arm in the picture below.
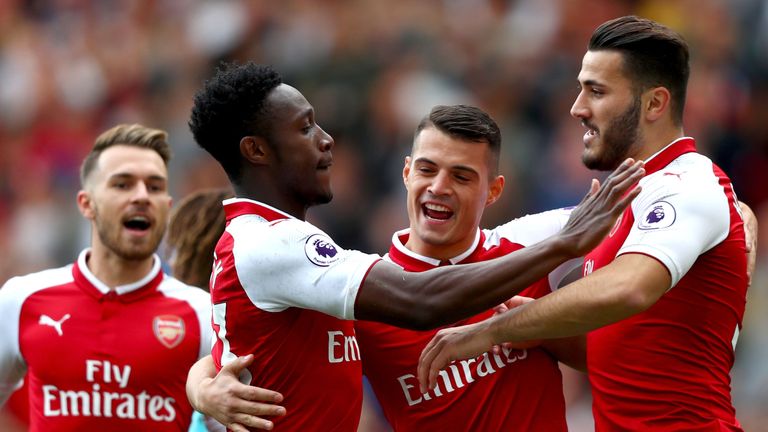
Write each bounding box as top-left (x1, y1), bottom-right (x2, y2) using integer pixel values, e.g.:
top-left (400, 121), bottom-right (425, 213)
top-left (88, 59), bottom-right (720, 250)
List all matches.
top-left (356, 159), bottom-right (645, 330)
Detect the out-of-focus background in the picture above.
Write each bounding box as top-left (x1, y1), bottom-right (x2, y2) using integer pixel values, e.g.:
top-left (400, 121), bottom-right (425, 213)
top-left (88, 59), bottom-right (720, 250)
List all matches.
top-left (0, 0), bottom-right (766, 430)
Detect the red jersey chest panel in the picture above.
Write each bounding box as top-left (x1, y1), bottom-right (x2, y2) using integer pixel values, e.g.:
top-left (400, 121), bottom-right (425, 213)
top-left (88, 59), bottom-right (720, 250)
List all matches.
top-left (13, 261), bottom-right (204, 432)
top-left (584, 138), bottom-right (747, 431)
top-left (356, 229), bottom-right (567, 431)
top-left (210, 199), bottom-right (375, 431)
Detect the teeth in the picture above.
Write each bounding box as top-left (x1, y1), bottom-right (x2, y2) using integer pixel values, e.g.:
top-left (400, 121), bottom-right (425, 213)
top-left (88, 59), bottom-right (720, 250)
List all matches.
top-left (128, 216), bottom-right (149, 222)
top-left (424, 203), bottom-right (450, 212)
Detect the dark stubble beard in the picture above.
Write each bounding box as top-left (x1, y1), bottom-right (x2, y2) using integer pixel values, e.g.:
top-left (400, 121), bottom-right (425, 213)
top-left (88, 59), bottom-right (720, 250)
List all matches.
top-left (582, 96), bottom-right (642, 171)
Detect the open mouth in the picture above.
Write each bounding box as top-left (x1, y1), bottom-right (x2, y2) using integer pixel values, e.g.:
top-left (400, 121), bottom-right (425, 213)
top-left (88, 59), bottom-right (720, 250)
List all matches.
top-left (582, 121), bottom-right (599, 138)
top-left (123, 216), bottom-right (151, 232)
top-left (422, 203), bottom-right (453, 221)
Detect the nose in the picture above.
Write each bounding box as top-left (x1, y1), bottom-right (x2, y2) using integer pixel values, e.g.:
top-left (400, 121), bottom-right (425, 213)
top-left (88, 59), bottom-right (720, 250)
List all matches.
top-left (427, 171), bottom-right (452, 196)
top-left (318, 125), bottom-right (334, 152)
top-left (131, 182), bottom-right (150, 204)
top-left (570, 91), bottom-right (588, 120)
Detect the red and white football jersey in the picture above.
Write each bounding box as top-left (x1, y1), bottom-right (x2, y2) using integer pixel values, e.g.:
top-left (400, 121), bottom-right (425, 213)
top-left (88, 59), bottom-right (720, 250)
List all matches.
top-left (210, 198), bottom-right (380, 431)
top-left (356, 208), bottom-right (578, 431)
top-left (0, 250), bottom-right (212, 432)
top-left (585, 138), bottom-right (748, 431)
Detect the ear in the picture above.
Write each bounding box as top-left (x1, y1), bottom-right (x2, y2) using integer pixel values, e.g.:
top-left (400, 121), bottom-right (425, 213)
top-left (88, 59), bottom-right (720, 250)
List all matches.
top-left (644, 87), bottom-right (671, 123)
top-left (402, 156), bottom-right (412, 186)
top-left (240, 136), bottom-right (270, 166)
top-left (485, 175), bottom-right (505, 207)
top-left (77, 190), bottom-right (96, 220)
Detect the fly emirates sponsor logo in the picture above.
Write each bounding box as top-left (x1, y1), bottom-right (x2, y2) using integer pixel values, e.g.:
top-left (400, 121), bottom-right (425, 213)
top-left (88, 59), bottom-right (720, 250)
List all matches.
top-left (327, 330), bottom-right (361, 363)
top-left (42, 359), bottom-right (176, 422)
top-left (399, 347), bottom-right (528, 406)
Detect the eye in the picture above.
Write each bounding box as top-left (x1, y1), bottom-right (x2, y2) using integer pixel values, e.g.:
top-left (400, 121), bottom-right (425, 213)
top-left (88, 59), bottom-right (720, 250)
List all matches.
top-left (590, 88), bottom-right (603, 97)
top-left (113, 182), bottom-right (129, 190)
top-left (455, 174), bottom-right (470, 182)
top-left (417, 167), bottom-right (435, 175)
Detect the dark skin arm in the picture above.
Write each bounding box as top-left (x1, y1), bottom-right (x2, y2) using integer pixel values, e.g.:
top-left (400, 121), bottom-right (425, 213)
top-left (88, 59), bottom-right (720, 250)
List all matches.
top-left (355, 159), bottom-right (644, 330)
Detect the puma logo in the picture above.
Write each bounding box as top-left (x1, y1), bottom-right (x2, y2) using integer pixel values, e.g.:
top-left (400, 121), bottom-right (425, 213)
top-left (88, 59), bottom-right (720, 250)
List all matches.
top-left (39, 314), bottom-right (71, 336)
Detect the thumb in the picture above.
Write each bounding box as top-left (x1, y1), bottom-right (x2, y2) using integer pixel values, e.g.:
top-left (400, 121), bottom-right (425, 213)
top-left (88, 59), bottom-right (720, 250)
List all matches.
top-left (221, 354), bottom-right (254, 375)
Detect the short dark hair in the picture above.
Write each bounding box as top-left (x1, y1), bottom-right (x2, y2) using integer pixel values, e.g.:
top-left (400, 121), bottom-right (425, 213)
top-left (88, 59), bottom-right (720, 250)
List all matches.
top-left (414, 104), bottom-right (502, 175)
top-left (589, 15), bottom-right (690, 125)
top-left (189, 62), bottom-right (282, 183)
top-left (81, 124), bottom-right (171, 186)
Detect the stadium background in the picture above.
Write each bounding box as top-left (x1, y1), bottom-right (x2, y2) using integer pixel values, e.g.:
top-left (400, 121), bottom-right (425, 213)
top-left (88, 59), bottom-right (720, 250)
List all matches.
top-left (0, 0), bottom-right (766, 430)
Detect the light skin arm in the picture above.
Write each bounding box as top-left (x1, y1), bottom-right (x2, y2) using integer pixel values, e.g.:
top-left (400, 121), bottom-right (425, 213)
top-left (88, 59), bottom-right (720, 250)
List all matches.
top-left (186, 355), bottom-right (285, 431)
top-left (418, 253), bottom-right (670, 391)
top-left (356, 160), bottom-right (645, 330)
top-left (493, 296), bottom-right (586, 371)
top-left (739, 201), bottom-right (758, 286)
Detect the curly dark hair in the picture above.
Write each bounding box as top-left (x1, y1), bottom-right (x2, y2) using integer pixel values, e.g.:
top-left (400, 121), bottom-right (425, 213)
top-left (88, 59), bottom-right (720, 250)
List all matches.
top-left (189, 62), bottom-right (282, 183)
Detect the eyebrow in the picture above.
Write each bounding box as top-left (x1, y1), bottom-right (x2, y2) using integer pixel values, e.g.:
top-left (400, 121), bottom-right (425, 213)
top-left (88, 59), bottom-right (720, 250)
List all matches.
top-left (414, 157), bottom-right (480, 176)
top-left (580, 78), bottom-right (605, 88)
top-left (109, 173), bottom-right (167, 182)
top-left (295, 107), bottom-right (314, 122)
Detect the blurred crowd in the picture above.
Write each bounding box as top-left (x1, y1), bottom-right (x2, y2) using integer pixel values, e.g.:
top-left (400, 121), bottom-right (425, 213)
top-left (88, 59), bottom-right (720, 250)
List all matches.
top-left (1, 0), bottom-right (766, 430)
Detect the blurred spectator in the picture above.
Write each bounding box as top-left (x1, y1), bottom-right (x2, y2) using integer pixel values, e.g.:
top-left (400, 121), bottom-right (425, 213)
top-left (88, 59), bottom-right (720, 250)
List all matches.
top-left (1, 1), bottom-right (766, 430)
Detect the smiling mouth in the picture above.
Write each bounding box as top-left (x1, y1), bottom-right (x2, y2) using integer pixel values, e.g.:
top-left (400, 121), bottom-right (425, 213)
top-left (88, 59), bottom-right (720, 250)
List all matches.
top-left (422, 203), bottom-right (453, 220)
top-left (582, 121), bottom-right (599, 136)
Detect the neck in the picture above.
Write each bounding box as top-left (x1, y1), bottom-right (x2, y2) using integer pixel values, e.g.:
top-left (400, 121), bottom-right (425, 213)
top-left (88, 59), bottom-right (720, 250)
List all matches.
top-left (633, 125), bottom-right (685, 162)
top-left (233, 175), bottom-right (307, 220)
top-left (404, 231), bottom-right (477, 262)
top-left (86, 245), bottom-right (155, 290)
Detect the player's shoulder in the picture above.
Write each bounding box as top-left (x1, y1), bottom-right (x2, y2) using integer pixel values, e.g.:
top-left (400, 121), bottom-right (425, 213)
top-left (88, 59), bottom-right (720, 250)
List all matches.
top-left (484, 207), bottom-right (572, 248)
top-left (1, 264), bottom-right (74, 299)
top-left (228, 212), bottom-right (321, 243)
top-left (641, 153), bottom-right (724, 200)
top-left (157, 274), bottom-right (210, 305)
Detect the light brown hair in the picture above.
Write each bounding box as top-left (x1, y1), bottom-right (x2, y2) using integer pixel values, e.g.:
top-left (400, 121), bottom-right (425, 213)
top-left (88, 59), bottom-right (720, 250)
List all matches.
top-left (80, 124), bottom-right (172, 186)
top-left (166, 188), bottom-right (232, 289)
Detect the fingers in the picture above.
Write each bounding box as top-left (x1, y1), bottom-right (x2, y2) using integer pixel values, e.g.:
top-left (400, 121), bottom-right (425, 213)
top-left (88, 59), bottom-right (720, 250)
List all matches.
top-left (505, 295), bottom-right (534, 309)
top-left (598, 160), bottom-right (645, 200)
top-left (589, 178), bottom-right (600, 196)
top-left (417, 335), bottom-right (444, 393)
top-left (492, 303), bottom-right (509, 316)
top-left (612, 184), bottom-right (642, 213)
top-left (227, 402), bottom-right (286, 430)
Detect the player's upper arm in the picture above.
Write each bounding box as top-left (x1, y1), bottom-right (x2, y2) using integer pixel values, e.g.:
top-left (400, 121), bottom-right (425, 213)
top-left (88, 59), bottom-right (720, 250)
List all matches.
top-left (231, 217), bottom-right (379, 319)
top-left (619, 172), bottom-right (729, 287)
top-left (0, 278), bottom-right (28, 405)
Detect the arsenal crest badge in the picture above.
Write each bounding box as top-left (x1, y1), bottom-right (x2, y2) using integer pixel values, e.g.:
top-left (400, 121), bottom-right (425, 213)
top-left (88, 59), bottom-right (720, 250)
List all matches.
top-left (153, 315), bottom-right (185, 349)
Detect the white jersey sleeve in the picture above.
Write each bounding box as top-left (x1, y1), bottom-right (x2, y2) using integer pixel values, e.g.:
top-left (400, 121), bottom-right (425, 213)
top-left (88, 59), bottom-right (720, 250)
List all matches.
top-left (229, 216), bottom-right (380, 320)
top-left (0, 277), bottom-right (25, 405)
top-left (158, 277), bottom-right (214, 360)
top-left (484, 207), bottom-right (581, 290)
top-left (618, 154), bottom-right (731, 287)
top-left (0, 266), bottom-right (71, 405)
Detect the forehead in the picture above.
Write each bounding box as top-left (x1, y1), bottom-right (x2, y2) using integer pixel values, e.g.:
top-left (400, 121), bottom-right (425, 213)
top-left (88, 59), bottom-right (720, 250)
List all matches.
top-left (266, 84), bottom-right (312, 122)
top-left (412, 127), bottom-right (491, 172)
top-left (94, 145), bottom-right (167, 180)
top-left (578, 50), bottom-right (632, 88)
